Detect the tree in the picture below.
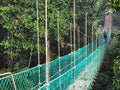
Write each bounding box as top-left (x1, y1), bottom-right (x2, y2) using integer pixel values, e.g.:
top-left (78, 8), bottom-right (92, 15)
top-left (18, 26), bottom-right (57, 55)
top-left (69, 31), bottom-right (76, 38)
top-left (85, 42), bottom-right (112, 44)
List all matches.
top-left (109, 30), bottom-right (120, 90)
top-left (0, 0), bottom-right (72, 71)
top-left (108, 0), bottom-right (120, 11)
top-left (0, 0), bottom-right (108, 73)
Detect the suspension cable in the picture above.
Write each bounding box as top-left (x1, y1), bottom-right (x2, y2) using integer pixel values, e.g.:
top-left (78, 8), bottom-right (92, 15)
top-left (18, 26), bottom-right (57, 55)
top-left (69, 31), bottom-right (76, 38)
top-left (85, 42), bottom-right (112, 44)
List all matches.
top-left (84, 12), bottom-right (88, 73)
top-left (57, 11), bottom-right (62, 90)
top-left (96, 32), bottom-right (97, 49)
top-left (36, 0), bottom-right (40, 65)
top-left (84, 12), bottom-right (88, 58)
top-left (36, 0), bottom-right (41, 88)
top-left (96, 31), bottom-right (98, 69)
top-left (92, 24), bottom-right (94, 52)
top-left (85, 12), bottom-right (88, 45)
top-left (69, 23), bottom-right (73, 70)
top-left (70, 23), bottom-right (72, 52)
top-left (45, 0), bottom-right (49, 89)
top-left (78, 27), bottom-right (80, 49)
top-left (57, 11), bottom-right (60, 58)
top-left (73, 0), bottom-right (76, 82)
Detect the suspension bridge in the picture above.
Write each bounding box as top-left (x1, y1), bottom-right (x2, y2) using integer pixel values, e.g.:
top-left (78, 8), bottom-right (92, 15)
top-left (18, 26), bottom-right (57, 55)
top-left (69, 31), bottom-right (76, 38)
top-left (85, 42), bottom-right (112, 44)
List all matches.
top-left (0, 0), bottom-right (112, 90)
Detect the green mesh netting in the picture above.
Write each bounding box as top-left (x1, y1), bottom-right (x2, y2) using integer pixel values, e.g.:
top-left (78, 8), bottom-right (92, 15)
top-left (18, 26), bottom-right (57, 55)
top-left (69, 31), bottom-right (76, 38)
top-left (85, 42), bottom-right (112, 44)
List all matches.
top-left (0, 31), bottom-right (111, 90)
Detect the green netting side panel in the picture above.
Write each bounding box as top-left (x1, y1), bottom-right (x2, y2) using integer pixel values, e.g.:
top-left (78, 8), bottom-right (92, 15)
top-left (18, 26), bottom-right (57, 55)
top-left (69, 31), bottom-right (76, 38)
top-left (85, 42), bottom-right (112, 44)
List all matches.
top-left (39, 68), bottom-right (74, 90)
top-left (40, 64), bottom-right (46, 85)
top-left (14, 66), bottom-right (39, 90)
top-left (0, 43), bottom-right (100, 90)
top-left (39, 32), bottom-right (111, 90)
top-left (0, 76), bottom-right (14, 90)
top-left (48, 41), bottom-right (95, 83)
top-left (87, 43), bottom-right (106, 90)
top-left (38, 36), bottom-right (106, 90)
top-left (59, 54), bottom-right (72, 75)
top-left (0, 66), bottom-right (39, 90)
top-left (0, 32), bottom-right (111, 90)
top-left (49, 59), bottom-right (59, 80)
top-left (39, 36), bottom-right (107, 90)
top-left (87, 31), bottom-right (111, 90)
top-left (0, 65), bottom-right (46, 90)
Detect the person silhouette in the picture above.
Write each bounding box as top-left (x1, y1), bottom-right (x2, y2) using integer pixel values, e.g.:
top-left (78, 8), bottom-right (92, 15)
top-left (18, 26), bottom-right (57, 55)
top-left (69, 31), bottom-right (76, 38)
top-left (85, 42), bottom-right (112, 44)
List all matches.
top-left (103, 31), bottom-right (107, 41)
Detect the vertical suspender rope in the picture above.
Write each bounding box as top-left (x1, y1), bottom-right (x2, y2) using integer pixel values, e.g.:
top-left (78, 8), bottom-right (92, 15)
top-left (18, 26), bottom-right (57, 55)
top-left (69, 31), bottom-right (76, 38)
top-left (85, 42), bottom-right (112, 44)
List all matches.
top-left (87, 36), bottom-right (89, 55)
top-left (99, 25), bottom-right (101, 47)
top-left (77, 27), bottom-right (80, 59)
top-left (96, 32), bottom-right (97, 49)
top-left (57, 11), bottom-right (61, 90)
top-left (45, 0), bottom-right (49, 89)
top-left (92, 24), bottom-right (94, 55)
top-left (78, 27), bottom-right (80, 49)
top-left (70, 23), bottom-right (72, 52)
top-left (57, 11), bottom-right (60, 58)
top-left (73, 0), bottom-right (76, 82)
top-left (99, 35), bottom-right (100, 48)
top-left (96, 32), bottom-right (98, 68)
top-left (84, 12), bottom-right (88, 72)
top-left (70, 23), bottom-right (73, 68)
top-left (36, 0), bottom-right (41, 87)
top-left (91, 24), bottom-right (94, 74)
top-left (36, 0), bottom-right (40, 66)
top-left (85, 12), bottom-right (88, 57)
top-left (98, 33), bottom-right (100, 71)
top-left (85, 12), bottom-right (87, 43)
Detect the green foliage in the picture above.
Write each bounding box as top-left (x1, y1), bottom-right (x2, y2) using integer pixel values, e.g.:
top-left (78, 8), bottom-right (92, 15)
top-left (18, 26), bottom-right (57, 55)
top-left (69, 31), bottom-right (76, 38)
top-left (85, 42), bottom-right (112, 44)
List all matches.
top-left (113, 57), bottom-right (120, 90)
top-left (108, 0), bottom-right (120, 11)
top-left (93, 30), bottom-right (120, 90)
top-left (108, 30), bottom-right (120, 90)
top-left (109, 30), bottom-right (120, 57)
top-left (92, 52), bottom-right (114, 90)
top-left (0, 0), bottom-right (72, 70)
top-left (0, 0), bottom-right (108, 72)
top-left (113, 11), bottom-right (120, 29)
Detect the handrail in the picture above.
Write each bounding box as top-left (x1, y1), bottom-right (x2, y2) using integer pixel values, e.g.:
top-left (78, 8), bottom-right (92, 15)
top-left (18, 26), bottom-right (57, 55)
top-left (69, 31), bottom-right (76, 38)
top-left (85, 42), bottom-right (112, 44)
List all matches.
top-left (0, 72), bottom-right (17, 90)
